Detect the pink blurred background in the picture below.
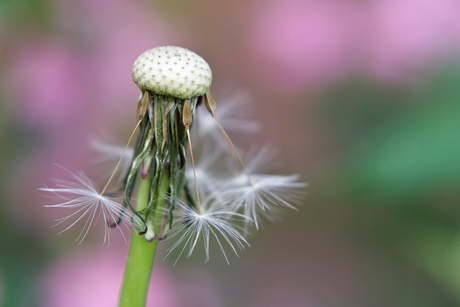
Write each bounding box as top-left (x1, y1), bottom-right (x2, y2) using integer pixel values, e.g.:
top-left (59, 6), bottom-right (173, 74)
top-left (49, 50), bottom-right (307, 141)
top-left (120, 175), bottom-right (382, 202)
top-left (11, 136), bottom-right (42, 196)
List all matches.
top-left (1, 0), bottom-right (460, 306)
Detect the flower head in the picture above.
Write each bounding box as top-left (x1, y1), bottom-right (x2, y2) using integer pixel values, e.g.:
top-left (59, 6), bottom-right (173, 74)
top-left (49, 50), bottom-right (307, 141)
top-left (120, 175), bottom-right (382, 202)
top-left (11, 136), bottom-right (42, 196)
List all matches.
top-left (131, 46), bottom-right (212, 99)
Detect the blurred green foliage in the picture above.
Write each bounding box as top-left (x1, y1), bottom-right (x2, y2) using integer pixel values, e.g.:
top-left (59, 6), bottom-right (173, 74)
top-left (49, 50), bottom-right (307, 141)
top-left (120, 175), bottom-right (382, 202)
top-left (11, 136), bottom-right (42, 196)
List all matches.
top-left (0, 0), bottom-right (52, 299)
top-left (319, 65), bottom-right (460, 305)
top-left (0, 102), bottom-right (48, 307)
top-left (344, 70), bottom-right (460, 203)
top-left (0, 0), bottom-right (52, 30)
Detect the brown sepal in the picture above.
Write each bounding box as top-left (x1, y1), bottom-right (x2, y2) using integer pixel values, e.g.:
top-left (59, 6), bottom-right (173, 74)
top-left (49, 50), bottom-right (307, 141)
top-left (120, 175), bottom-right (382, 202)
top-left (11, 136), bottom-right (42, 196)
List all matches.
top-left (204, 90), bottom-right (216, 116)
top-left (138, 91), bottom-right (149, 121)
top-left (182, 99), bottom-right (193, 129)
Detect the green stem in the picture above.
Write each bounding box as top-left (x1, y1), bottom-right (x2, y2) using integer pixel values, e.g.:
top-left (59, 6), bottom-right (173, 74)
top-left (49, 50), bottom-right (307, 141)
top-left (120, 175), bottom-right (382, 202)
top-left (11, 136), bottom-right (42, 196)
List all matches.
top-left (119, 171), bottom-right (169, 307)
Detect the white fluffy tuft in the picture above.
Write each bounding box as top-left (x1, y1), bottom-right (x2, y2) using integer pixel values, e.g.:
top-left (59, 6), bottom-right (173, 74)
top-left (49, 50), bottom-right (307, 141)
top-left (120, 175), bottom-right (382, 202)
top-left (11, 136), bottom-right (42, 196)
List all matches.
top-left (219, 174), bottom-right (306, 229)
top-left (40, 169), bottom-right (144, 244)
top-left (164, 198), bottom-right (250, 265)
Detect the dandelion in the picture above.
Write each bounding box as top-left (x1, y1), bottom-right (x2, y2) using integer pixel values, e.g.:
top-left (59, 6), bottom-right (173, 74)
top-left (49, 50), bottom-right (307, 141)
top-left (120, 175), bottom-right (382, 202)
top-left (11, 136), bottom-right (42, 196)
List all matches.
top-left (41, 46), bottom-right (305, 307)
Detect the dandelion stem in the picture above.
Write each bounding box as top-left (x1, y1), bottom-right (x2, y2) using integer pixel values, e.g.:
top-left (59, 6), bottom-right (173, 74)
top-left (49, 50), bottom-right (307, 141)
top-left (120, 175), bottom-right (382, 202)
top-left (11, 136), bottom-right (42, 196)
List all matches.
top-left (119, 170), bottom-right (169, 307)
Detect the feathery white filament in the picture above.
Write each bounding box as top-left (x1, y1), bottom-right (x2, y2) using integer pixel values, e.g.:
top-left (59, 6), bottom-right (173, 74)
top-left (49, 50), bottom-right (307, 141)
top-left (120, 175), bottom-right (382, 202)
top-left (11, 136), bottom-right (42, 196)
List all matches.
top-left (220, 174), bottom-right (306, 228)
top-left (40, 170), bottom-right (144, 244)
top-left (164, 198), bottom-right (250, 264)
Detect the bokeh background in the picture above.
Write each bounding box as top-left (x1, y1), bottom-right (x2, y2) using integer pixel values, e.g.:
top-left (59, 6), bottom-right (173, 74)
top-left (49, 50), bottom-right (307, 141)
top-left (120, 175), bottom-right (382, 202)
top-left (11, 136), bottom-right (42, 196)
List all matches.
top-left (1, 0), bottom-right (460, 306)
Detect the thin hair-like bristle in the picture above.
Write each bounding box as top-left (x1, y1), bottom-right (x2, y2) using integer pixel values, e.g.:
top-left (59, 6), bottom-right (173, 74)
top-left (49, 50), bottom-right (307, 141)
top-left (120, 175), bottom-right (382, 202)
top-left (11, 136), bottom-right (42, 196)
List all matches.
top-left (219, 173), bottom-right (307, 229)
top-left (100, 118), bottom-right (142, 195)
top-left (40, 168), bottom-right (145, 244)
top-left (164, 198), bottom-right (250, 265)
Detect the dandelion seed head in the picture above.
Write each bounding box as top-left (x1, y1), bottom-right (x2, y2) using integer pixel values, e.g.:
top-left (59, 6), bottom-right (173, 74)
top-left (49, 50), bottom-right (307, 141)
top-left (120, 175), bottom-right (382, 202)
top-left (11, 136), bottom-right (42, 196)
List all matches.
top-left (41, 46), bottom-right (307, 267)
top-left (132, 46), bottom-right (212, 99)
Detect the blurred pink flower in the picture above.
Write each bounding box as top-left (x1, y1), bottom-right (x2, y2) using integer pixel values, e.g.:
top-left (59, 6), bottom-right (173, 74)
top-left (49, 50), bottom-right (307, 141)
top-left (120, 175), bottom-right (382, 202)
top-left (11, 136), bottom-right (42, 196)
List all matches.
top-left (364, 0), bottom-right (460, 80)
top-left (42, 246), bottom-right (182, 307)
top-left (246, 0), bottom-right (460, 91)
top-left (7, 40), bottom-right (89, 129)
top-left (5, 39), bottom-right (96, 232)
top-left (247, 0), bottom-right (358, 92)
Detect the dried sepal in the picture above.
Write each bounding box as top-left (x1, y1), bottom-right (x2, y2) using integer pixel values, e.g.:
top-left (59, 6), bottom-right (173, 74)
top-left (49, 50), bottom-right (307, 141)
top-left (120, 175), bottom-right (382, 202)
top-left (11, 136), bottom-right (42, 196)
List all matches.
top-left (182, 99), bottom-right (193, 129)
top-left (204, 90), bottom-right (216, 116)
top-left (137, 91), bottom-right (150, 121)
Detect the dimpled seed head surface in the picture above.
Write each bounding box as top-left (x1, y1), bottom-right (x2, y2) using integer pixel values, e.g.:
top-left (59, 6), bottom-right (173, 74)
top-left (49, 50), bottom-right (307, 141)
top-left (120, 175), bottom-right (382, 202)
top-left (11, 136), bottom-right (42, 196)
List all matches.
top-left (131, 46), bottom-right (212, 100)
